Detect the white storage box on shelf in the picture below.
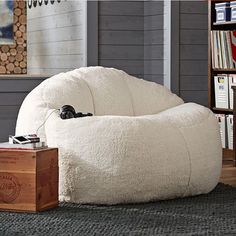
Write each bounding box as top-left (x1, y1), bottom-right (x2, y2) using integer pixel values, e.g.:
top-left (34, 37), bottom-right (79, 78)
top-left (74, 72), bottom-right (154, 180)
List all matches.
top-left (231, 1), bottom-right (236, 21)
top-left (214, 75), bottom-right (229, 109)
top-left (215, 2), bottom-right (231, 23)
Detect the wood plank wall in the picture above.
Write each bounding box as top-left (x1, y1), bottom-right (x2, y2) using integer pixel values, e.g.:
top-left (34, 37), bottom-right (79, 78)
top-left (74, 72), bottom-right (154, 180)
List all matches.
top-left (144, 1), bottom-right (164, 84)
top-left (98, 1), bottom-right (144, 78)
top-left (27, 1), bottom-right (87, 75)
top-left (98, 1), bottom-right (165, 83)
top-left (0, 77), bottom-right (46, 142)
top-left (179, 1), bottom-right (208, 106)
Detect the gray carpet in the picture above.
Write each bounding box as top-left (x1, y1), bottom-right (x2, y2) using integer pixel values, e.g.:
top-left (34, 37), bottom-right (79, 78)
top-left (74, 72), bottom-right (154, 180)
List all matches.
top-left (1, 183), bottom-right (236, 236)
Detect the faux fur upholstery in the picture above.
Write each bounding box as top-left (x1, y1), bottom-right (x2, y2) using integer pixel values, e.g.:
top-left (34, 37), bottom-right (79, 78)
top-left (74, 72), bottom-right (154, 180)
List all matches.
top-left (15, 67), bottom-right (222, 204)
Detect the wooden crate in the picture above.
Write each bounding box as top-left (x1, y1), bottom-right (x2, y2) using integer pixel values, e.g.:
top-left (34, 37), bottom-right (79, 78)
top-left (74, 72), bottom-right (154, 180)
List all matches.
top-left (0, 148), bottom-right (58, 212)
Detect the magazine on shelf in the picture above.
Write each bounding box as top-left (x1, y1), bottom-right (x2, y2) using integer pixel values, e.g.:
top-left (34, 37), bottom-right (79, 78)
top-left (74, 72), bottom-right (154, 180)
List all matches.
top-left (226, 115), bottom-right (234, 150)
top-left (229, 75), bottom-right (236, 109)
top-left (211, 30), bottom-right (236, 69)
top-left (215, 114), bottom-right (226, 148)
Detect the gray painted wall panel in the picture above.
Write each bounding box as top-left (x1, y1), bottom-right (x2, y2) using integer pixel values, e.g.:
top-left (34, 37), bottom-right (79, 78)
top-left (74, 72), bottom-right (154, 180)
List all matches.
top-left (0, 93), bottom-right (29, 106)
top-left (144, 60), bottom-right (164, 75)
top-left (0, 119), bottom-right (17, 142)
top-left (180, 45), bottom-right (208, 60)
top-left (98, 1), bottom-right (144, 78)
top-left (87, 1), bottom-right (98, 66)
top-left (180, 60), bottom-right (208, 76)
top-left (144, 15), bottom-right (163, 30)
top-left (98, 1), bottom-right (164, 84)
top-left (144, 1), bottom-right (164, 15)
top-left (143, 74), bottom-right (164, 84)
top-left (0, 106), bottom-right (20, 119)
top-left (99, 1), bottom-right (143, 16)
top-left (0, 78), bottom-right (44, 92)
top-left (180, 90), bottom-right (208, 107)
top-left (178, 1), bottom-right (208, 106)
top-left (180, 76), bottom-right (208, 91)
top-left (144, 30), bottom-right (163, 45)
top-left (180, 29), bottom-right (208, 45)
top-left (99, 60), bottom-right (143, 75)
top-left (99, 16), bottom-right (144, 31)
top-left (180, 1), bottom-right (208, 14)
top-left (99, 31), bottom-right (144, 45)
top-left (144, 1), bottom-right (164, 85)
top-left (170, 1), bottom-right (180, 94)
top-left (144, 45), bottom-right (163, 60)
top-left (0, 77), bottom-right (45, 142)
top-left (99, 45), bottom-right (144, 60)
top-left (180, 14), bottom-right (208, 30)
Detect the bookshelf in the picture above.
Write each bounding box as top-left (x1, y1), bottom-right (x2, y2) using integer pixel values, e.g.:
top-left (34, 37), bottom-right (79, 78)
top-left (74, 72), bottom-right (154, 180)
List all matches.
top-left (209, 0), bottom-right (236, 185)
top-left (213, 21), bottom-right (236, 26)
top-left (212, 107), bottom-right (233, 112)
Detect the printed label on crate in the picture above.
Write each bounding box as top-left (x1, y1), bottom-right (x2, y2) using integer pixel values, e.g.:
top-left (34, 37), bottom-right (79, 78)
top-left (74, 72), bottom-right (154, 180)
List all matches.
top-left (0, 173), bottom-right (21, 203)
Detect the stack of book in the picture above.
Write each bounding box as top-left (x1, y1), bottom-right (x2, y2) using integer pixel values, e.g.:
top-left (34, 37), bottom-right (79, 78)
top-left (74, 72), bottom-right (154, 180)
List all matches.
top-left (211, 30), bottom-right (236, 69)
top-left (215, 114), bottom-right (233, 149)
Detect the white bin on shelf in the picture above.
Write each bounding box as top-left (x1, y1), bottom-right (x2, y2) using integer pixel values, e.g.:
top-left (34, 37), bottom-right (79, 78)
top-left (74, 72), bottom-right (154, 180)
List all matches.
top-left (214, 75), bottom-right (229, 109)
top-left (227, 115), bottom-right (234, 150)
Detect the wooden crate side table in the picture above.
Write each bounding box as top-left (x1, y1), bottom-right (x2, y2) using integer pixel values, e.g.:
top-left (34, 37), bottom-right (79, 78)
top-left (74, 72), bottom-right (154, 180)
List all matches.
top-left (0, 148), bottom-right (58, 212)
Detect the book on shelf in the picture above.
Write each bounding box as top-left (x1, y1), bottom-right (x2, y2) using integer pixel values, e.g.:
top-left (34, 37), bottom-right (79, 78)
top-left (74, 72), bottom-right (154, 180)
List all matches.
top-left (0, 142), bottom-right (47, 150)
top-left (215, 114), bottom-right (226, 148)
top-left (226, 114), bottom-right (234, 150)
top-left (218, 31), bottom-right (223, 69)
top-left (226, 32), bottom-right (234, 68)
top-left (220, 31), bottom-right (227, 69)
top-left (211, 30), bottom-right (236, 69)
top-left (229, 75), bottom-right (236, 109)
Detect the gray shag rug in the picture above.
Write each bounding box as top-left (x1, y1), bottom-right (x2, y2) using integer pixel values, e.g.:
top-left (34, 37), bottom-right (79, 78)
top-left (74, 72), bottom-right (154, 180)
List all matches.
top-left (1, 183), bottom-right (236, 236)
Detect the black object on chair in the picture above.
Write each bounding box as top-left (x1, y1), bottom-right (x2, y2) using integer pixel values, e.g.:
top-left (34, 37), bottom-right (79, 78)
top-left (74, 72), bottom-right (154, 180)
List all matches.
top-left (60, 105), bottom-right (93, 120)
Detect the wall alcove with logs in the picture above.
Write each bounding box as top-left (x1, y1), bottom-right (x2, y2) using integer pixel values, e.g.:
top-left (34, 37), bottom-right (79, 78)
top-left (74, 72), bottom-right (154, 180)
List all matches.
top-left (0, 0), bottom-right (27, 74)
top-left (0, 0), bottom-right (87, 76)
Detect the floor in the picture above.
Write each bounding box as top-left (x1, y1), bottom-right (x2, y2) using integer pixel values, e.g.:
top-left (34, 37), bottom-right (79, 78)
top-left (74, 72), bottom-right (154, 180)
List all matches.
top-left (220, 162), bottom-right (236, 187)
top-left (1, 183), bottom-right (236, 235)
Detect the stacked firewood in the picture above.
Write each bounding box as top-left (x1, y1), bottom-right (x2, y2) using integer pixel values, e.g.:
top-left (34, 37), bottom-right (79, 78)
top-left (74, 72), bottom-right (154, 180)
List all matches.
top-left (0, 0), bottom-right (26, 74)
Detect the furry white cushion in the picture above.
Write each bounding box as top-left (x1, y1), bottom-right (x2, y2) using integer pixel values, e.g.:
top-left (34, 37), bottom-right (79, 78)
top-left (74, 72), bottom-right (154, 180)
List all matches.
top-left (15, 67), bottom-right (222, 204)
top-left (16, 67), bottom-right (183, 141)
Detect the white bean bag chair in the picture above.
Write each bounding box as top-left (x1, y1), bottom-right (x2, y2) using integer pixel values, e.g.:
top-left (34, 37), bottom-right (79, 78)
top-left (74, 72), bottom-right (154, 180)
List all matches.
top-left (15, 67), bottom-right (222, 204)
